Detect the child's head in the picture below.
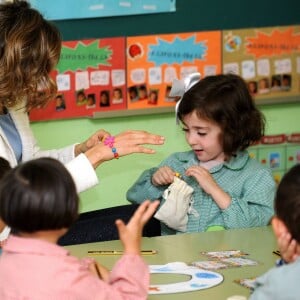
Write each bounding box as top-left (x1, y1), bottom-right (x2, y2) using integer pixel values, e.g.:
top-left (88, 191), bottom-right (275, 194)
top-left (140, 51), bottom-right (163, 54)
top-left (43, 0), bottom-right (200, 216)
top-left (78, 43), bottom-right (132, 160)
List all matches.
top-left (138, 85), bottom-right (147, 99)
top-left (177, 74), bottom-right (265, 158)
top-left (113, 88), bottom-right (122, 99)
top-left (165, 85), bottom-right (172, 96)
top-left (247, 81), bottom-right (257, 94)
top-left (148, 90), bottom-right (158, 104)
top-left (56, 95), bottom-right (63, 104)
top-left (128, 86), bottom-right (138, 100)
top-left (100, 90), bottom-right (110, 106)
top-left (0, 157), bottom-right (11, 179)
top-left (259, 78), bottom-right (269, 89)
top-left (272, 164), bottom-right (300, 244)
top-left (272, 76), bottom-right (281, 87)
top-left (0, 158), bottom-right (79, 234)
top-left (87, 94), bottom-right (95, 106)
top-left (282, 74), bottom-right (291, 87)
top-left (77, 90), bottom-right (86, 103)
top-left (0, 0), bottom-right (61, 111)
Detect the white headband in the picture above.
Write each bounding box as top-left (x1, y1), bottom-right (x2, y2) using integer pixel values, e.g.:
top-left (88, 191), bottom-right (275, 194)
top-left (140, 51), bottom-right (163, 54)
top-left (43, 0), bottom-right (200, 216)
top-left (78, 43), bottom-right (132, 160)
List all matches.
top-left (169, 72), bottom-right (201, 124)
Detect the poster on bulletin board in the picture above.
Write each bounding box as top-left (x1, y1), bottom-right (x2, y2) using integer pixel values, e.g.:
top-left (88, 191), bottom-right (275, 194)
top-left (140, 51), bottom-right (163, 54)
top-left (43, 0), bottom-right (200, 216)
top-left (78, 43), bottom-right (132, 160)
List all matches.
top-left (223, 25), bottom-right (300, 104)
top-left (29, 37), bottom-right (126, 121)
top-left (126, 31), bottom-right (222, 110)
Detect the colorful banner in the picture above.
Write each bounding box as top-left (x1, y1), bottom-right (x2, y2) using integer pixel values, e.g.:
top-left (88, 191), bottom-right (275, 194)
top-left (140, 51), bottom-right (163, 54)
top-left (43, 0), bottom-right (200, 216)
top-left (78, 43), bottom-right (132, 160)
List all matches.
top-left (29, 37), bottom-right (126, 121)
top-left (29, 25), bottom-right (300, 121)
top-left (30, 0), bottom-right (176, 20)
top-left (223, 25), bottom-right (300, 103)
top-left (126, 31), bottom-right (221, 110)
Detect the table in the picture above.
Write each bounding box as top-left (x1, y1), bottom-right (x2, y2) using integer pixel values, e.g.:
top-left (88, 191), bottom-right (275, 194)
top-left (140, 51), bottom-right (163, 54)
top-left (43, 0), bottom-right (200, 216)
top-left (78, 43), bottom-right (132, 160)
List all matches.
top-left (65, 226), bottom-right (277, 300)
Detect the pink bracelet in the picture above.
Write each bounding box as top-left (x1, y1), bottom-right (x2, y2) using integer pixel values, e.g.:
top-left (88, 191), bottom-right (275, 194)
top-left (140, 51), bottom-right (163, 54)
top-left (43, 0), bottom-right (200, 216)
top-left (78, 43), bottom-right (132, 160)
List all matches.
top-left (103, 136), bottom-right (119, 159)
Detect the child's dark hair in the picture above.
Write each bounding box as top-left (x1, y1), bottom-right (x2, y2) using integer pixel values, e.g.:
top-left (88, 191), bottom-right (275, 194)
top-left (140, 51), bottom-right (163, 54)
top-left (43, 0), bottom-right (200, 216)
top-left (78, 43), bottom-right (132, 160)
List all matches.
top-left (0, 158), bottom-right (79, 233)
top-left (0, 157), bottom-right (11, 179)
top-left (178, 74), bottom-right (265, 157)
top-left (274, 164), bottom-right (300, 243)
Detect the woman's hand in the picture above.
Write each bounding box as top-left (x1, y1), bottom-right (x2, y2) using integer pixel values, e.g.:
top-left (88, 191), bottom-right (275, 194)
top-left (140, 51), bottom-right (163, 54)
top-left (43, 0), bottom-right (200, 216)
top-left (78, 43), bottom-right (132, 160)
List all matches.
top-left (85, 130), bottom-right (165, 168)
top-left (75, 129), bottom-right (111, 156)
top-left (152, 166), bottom-right (175, 186)
top-left (116, 200), bottom-right (160, 255)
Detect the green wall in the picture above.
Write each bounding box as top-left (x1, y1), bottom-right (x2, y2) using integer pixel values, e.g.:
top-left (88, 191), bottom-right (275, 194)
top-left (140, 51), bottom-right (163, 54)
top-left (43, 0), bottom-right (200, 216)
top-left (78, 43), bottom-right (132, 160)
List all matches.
top-left (31, 103), bottom-right (300, 213)
top-left (31, 0), bottom-right (300, 212)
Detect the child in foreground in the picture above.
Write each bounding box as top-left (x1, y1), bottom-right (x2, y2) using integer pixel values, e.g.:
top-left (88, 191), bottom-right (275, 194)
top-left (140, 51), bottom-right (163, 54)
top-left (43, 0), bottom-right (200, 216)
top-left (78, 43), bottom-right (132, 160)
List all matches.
top-left (249, 164), bottom-right (300, 299)
top-left (0, 157), bottom-right (159, 299)
top-left (127, 74), bottom-right (275, 235)
top-left (0, 158), bottom-right (11, 247)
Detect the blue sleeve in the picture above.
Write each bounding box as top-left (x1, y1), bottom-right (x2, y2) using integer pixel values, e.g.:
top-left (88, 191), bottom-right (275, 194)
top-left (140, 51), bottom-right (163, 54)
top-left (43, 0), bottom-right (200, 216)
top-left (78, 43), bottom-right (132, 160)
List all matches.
top-left (249, 267), bottom-right (283, 300)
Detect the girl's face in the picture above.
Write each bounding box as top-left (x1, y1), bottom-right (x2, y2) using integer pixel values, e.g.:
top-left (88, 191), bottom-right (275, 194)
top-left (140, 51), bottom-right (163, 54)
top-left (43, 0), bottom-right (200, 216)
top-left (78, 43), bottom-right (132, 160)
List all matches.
top-left (150, 92), bottom-right (157, 100)
top-left (181, 110), bottom-right (225, 162)
top-left (113, 90), bottom-right (122, 99)
top-left (101, 93), bottom-right (108, 103)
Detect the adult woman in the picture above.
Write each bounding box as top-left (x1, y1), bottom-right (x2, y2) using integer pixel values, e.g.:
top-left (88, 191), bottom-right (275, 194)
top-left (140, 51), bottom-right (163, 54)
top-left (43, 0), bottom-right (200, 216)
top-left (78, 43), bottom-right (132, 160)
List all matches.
top-left (0, 1), bottom-right (164, 241)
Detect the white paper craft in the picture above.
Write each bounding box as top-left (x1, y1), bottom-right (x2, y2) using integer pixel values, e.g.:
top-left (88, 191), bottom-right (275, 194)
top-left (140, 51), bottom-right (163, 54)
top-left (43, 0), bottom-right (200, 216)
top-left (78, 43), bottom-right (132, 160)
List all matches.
top-left (149, 262), bottom-right (223, 294)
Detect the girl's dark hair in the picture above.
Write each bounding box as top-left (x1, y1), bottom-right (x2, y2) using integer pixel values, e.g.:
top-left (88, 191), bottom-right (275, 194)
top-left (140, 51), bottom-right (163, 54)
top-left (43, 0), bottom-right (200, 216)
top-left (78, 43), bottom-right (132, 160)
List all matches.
top-left (0, 158), bottom-right (79, 233)
top-left (0, 0), bottom-right (61, 111)
top-left (178, 74), bottom-right (265, 157)
top-left (0, 157), bottom-right (11, 179)
top-left (275, 164), bottom-right (300, 243)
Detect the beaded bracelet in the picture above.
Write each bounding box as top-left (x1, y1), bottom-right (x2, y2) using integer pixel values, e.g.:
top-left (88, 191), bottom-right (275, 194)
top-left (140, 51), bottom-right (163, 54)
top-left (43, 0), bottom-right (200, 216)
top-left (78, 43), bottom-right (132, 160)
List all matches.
top-left (103, 136), bottom-right (119, 159)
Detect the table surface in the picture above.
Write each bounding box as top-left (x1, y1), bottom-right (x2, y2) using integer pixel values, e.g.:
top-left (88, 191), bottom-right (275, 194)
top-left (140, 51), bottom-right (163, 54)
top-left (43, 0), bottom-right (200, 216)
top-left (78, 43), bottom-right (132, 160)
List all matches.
top-left (65, 226), bottom-right (277, 300)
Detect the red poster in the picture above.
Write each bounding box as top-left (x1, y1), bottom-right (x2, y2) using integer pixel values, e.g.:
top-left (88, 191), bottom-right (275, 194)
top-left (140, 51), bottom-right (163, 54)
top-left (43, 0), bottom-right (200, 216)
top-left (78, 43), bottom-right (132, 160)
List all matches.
top-left (30, 37), bottom-right (126, 121)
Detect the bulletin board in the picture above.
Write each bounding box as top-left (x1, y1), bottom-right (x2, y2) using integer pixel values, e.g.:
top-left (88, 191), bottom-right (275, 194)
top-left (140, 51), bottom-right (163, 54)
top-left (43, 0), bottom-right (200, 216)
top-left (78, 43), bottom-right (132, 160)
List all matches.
top-left (28, 0), bottom-right (300, 121)
top-left (126, 31), bottom-right (221, 110)
top-left (29, 37), bottom-right (127, 121)
top-left (30, 31), bottom-right (221, 121)
top-left (223, 25), bottom-right (300, 105)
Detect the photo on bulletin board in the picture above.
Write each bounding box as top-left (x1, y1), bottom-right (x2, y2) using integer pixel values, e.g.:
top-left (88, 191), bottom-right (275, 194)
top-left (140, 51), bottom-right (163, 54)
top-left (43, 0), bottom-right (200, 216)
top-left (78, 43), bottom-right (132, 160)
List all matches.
top-left (223, 25), bottom-right (300, 104)
top-left (29, 37), bottom-right (127, 122)
top-left (126, 31), bottom-right (222, 111)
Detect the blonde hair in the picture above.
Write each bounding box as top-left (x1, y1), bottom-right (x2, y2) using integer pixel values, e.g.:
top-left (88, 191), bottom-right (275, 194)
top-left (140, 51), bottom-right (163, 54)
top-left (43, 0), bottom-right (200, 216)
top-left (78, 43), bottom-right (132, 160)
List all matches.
top-left (0, 0), bottom-right (61, 111)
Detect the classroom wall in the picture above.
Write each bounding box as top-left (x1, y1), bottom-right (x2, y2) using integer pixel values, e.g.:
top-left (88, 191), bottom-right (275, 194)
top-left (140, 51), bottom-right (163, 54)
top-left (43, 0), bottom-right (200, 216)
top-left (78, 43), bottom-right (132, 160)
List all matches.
top-left (31, 0), bottom-right (300, 213)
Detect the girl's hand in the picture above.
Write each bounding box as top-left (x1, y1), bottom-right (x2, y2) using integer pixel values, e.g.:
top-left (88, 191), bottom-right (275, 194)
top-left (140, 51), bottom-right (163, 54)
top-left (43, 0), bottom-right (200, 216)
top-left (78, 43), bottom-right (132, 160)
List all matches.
top-left (85, 130), bottom-right (165, 168)
top-left (185, 165), bottom-right (218, 195)
top-left (116, 200), bottom-right (160, 255)
top-left (277, 232), bottom-right (299, 263)
top-left (152, 166), bottom-right (175, 186)
top-left (185, 165), bottom-right (231, 209)
top-left (75, 129), bottom-right (111, 156)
